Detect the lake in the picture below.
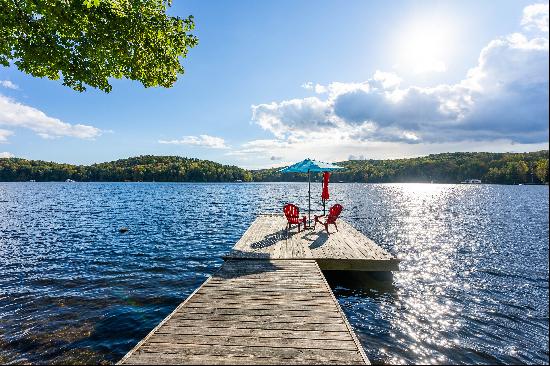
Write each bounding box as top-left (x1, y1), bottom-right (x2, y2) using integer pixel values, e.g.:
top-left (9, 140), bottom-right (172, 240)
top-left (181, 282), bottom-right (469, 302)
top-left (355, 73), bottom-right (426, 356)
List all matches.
top-left (0, 182), bottom-right (548, 364)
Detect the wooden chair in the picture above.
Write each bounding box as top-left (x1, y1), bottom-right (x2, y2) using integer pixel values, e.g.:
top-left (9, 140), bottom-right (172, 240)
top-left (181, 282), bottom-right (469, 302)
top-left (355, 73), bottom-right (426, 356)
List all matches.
top-left (283, 204), bottom-right (307, 234)
top-left (313, 204), bottom-right (343, 234)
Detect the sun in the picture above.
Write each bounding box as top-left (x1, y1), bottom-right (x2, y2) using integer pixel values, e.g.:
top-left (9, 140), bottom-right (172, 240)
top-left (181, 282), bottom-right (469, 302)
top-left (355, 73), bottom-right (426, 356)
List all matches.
top-left (395, 19), bottom-right (454, 74)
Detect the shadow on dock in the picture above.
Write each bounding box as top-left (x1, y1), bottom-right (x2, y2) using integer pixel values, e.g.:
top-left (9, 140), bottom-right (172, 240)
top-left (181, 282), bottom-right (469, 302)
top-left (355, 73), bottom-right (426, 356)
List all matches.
top-left (307, 231), bottom-right (329, 249)
top-left (213, 257), bottom-right (282, 279)
top-left (250, 229), bottom-right (287, 249)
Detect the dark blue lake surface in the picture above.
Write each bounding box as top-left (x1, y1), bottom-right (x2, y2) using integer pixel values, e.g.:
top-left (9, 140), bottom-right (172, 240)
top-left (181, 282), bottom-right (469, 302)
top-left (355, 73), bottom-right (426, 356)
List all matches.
top-left (0, 182), bottom-right (548, 364)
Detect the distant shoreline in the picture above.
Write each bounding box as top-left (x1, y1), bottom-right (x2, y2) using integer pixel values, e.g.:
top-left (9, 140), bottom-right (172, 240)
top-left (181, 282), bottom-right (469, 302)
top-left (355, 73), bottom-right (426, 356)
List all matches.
top-left (1, 181), bottom-right (548, 186)
top-left (1, 151), bottom-right (548, 185)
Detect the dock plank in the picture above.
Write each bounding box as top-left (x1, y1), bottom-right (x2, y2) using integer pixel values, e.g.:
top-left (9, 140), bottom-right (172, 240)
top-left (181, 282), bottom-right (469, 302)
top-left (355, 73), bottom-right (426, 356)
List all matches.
top-left (119, 260), bottom-right (369, 365)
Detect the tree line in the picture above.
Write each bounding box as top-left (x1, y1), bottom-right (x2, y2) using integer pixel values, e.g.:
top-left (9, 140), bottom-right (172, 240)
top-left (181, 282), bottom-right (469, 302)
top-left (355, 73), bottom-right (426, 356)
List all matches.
top-left (0, 151), bottom-right (548, 184)
top-left (252, 151), bottom-right (549, 184)
top-left (0, 155), bottom-right (252, 182)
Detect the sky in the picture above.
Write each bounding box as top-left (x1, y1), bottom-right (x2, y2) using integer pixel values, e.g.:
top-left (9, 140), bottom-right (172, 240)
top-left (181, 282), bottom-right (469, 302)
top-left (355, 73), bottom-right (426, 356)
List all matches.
top-left (0, 0), bottom-right (548, 168)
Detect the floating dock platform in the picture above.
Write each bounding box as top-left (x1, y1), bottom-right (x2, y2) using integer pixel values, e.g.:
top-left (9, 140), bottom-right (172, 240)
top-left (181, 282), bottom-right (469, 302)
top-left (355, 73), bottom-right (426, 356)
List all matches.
top-left (120, 215), bottom-right (399, 365)
top-left (224, 214), bottom-right (399, 271)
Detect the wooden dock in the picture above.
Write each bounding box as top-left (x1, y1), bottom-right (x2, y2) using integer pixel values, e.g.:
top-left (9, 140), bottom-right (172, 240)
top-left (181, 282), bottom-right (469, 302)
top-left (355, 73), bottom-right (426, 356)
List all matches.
top-left (120, 214), bottom-right (398, 364)
top-left (224, 214), bottom-right (399, 271)
top-left (119, 260), bottom-right (369, 365)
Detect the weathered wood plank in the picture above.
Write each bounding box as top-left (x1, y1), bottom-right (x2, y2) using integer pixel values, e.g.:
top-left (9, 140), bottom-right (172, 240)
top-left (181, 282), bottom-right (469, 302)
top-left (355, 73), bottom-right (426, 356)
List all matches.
top-left (186, 299), bottom-right (335, 308)
top-left (131, 346), bottom-right (364, 364)
top-left (126, 353), bottom-right (361, 365)
top-left (147, 335), bottom-right (360, 351)
top-left (161, 320), bottom-right (348, 332)
top-left (178, 308), bottom-right (343, 317)
top-left (170, 312), bottom-right (344, 323)
top-left (192, 293), bottom-right (330, 300)
top-left (135, 343), bottom-right (363, 362)
top-left (186, 296), bottom-right (335, 306)
top-left (155, 327), bottom-right (354, 340)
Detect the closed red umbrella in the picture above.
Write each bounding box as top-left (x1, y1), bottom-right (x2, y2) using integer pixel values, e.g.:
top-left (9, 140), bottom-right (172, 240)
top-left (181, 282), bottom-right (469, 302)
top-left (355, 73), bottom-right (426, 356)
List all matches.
top-left (321, 172), bottom-right (330, 214)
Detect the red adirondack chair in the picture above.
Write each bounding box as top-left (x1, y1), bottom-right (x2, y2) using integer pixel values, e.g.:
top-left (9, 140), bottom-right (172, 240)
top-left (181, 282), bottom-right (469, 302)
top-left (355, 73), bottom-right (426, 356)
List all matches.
top-left (283, 204), bottom-right (307, 233)
top-left (313, 204), bottom-right (343, 234)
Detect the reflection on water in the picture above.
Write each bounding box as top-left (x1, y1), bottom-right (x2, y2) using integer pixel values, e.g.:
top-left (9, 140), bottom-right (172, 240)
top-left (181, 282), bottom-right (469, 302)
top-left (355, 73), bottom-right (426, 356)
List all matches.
top-left (0, 182), bottom-right (548, 364)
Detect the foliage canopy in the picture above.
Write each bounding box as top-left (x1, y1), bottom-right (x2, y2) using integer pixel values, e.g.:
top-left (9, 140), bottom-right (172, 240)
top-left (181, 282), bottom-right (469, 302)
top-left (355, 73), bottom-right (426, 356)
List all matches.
top-left (0, 0), bottom-right (198, 92)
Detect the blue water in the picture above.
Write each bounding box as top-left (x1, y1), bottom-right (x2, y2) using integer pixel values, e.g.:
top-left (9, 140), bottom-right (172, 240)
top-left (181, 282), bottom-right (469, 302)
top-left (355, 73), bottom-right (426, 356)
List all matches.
top-left (0, 182), bottom-right (548, 364)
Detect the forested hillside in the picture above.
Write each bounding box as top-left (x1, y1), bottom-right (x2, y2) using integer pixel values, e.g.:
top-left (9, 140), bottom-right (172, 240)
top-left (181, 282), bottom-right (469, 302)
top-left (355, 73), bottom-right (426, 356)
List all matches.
top-left (251, 151), bottom-right (549, 184)
top-left (0, 155), bottom-right (252, 182)
top-left (0, 151), bottom-right (548, 184)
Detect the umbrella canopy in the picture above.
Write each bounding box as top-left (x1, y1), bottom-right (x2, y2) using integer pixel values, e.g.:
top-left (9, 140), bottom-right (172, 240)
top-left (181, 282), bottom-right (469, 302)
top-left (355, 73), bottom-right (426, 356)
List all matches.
top-left (280, 158), bottom-right (343, 173)
top-left (279, 159), bottom-right (343, 227)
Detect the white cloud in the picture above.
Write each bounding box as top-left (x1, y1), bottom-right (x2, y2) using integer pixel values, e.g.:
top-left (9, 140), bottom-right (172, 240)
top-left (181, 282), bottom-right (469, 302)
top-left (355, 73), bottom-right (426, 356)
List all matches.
top-left (226, 139), bottom-right (290, 156)
top-left (301, 81), bottom-right (327, 94)
top-left (314, 84), bottom-right (327, 94)
top-left (250, 6), bottom-right (549, 149)
top-left (0, 128), bottom-right (14, 142)
top-left (251, 98), bottom-right (334, 138)
top-left (373, 70), bottom-right (402, 90)
top-left (0, 151), bottom-right (14, 158)
top-left (522, 3), bottom-right (549, 32)
top-left (0, 80), bottom-right (19, 90)
top-left (158, 134), bottom-right (228, 149)
top-left (0, 94), bottom-right (102, 140)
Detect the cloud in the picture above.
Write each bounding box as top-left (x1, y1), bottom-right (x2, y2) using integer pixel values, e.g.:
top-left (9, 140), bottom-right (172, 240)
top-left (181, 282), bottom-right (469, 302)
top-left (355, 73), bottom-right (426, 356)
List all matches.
top-left (522, 3), bottom-right (549, 32)
top-left (250, 5), bottom-right (549, 147)
top-left (0, 128), bottom-right (14, 142)
top-left (0, 151), bottom-right (14, 158)
top-left (0, 94), bottom-right (102, 140)
top-left (226, 139), bottom-right (290, 156)
top-left (302, 82), bottom-right (328, 94)
top-left (251, 98), bottom-right (334, 138)
top-left (158, 134), bottom-right (228, 149)
top-left (372, 71), bottom-right (402, 90)
top-left (0, 80), bottom-right (18, 90)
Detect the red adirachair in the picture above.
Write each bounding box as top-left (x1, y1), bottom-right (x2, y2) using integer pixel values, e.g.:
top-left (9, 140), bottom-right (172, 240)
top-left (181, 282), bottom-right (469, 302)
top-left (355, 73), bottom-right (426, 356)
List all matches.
top-left (283, 204), bottom-right (307, 233)
top-left (313, 203), bottom-right (343, 234)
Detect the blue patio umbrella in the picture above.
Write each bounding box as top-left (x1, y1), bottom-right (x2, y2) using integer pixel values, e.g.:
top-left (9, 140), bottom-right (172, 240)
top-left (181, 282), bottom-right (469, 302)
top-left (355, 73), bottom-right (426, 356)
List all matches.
top-left (279, 159), bottom-right (344, 226)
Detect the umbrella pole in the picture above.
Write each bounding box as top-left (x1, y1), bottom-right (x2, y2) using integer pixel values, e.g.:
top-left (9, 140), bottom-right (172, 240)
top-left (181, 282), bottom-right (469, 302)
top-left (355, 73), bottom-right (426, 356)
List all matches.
top-left (308, 170), bottom-right (311, 228)
top-left (321, 172), bottom-right (327, 215)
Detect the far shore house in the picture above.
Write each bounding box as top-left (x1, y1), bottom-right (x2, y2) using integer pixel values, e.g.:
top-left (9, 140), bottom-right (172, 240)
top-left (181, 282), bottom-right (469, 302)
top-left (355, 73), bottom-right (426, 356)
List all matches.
top-left (461, 179), bottom-right (482, 184)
